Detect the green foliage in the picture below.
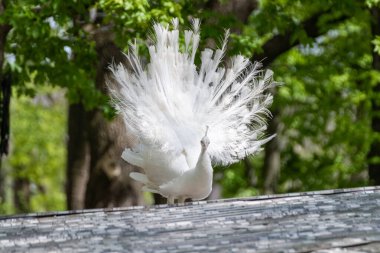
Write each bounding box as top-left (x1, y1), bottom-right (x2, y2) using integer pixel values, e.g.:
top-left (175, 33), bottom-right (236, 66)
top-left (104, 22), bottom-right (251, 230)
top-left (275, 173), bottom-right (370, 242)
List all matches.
top-left (214, 0), bottom-right (372, 196)
top-left (98, 0), bottom-right (187, 51)
top-left (367, 0), bottom-right (380, 8)
top-left (2, 0), bottom-right (201, 112)
top-left (109, 0), bottom-right (370, 196)
top-left (2, 88), bottom-right (66, 213)
top-left (3, 0), bottom-right (98, 106)
top-left (216, 155), bottom-right (263, 198)
top-left (373, 36), bottom-right (380, 55)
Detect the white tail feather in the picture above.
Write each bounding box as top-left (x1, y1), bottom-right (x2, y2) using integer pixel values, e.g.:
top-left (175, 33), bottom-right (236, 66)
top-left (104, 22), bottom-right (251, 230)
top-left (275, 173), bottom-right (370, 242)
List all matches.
top-left (109, 19), bottom-right (275, 167)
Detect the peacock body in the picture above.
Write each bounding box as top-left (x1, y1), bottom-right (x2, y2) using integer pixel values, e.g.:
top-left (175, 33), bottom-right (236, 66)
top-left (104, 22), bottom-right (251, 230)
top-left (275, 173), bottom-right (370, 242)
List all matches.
top-left (109, 19), bottom-right (275, 204)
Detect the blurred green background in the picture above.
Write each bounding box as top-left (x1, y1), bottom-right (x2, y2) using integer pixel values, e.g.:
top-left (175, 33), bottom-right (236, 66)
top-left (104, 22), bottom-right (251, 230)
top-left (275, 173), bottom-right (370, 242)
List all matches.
top-left (0, 0), bottom-right (379, 214)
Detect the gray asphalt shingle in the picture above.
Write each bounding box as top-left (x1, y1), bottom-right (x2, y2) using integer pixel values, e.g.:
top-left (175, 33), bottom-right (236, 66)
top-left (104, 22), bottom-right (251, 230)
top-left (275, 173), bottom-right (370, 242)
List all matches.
top-left (0, 186), bottom-right (380, 252)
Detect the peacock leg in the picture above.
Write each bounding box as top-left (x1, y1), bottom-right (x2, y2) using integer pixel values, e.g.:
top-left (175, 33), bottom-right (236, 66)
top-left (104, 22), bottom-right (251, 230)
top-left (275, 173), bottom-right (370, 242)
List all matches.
top-left (178, 196), bottom-right (186, 204)
top-left (167, 196), bottom-right (174, 205)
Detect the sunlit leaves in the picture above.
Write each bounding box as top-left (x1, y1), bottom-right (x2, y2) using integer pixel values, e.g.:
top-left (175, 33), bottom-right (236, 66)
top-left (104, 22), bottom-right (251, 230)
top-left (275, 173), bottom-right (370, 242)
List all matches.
top-left (7, 88), bottom-right (67, 212)
top-left (218, 0), bottom-right (373, 196)
top-left (372, 36), bottom-right (380, 55)
top-left (367, 0), bottom-right (380, 8)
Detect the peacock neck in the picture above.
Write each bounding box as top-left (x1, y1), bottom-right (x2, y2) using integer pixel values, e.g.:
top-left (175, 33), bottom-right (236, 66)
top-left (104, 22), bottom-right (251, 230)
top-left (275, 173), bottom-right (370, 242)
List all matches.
top-left (195, 148), bottom-right (213, 174)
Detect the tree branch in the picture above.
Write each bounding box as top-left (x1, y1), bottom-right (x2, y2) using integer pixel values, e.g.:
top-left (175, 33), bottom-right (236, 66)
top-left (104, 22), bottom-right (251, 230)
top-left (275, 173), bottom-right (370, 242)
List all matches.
top-left (368, 6), bottom-right (380, 185)
top-left (252, 10), bottom-right (349, 68)
top-left (206, 0), bottom-right (258, 24)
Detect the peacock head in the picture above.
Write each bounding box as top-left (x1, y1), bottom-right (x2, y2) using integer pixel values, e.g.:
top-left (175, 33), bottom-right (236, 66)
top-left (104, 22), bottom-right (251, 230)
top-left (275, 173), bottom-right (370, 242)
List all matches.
top-left (200, 126), bottom-right (210, 150)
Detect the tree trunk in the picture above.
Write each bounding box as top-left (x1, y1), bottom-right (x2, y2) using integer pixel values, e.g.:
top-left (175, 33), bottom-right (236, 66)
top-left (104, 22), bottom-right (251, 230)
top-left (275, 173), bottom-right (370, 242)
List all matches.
top-left (13, 177), bottom-right (30, 213)
top-left (84, 31), bottom-right (143, 208)
top-left (0, 0), bottom-right (11, 205)
top-left (0, 73), bottom-right (11, 204)
top-left (263, 110), bottom-right (281, 194)
top-left (206, 0), bottom-right (258, 26)
top-left (369, 7), bottom-right (380, 185)
top-left (66, 103), bottom-right (90, 210)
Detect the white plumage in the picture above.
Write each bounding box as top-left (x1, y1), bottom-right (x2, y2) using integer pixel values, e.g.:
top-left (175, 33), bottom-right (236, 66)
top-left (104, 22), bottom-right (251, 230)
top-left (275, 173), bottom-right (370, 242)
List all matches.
top-left (109, 19), bottom-right (275, 204)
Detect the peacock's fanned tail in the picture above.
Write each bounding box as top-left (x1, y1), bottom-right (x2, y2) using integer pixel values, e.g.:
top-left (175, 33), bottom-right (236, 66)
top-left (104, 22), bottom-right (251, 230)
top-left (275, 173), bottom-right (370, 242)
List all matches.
top-left (109, 18), bottom-right (275, 166)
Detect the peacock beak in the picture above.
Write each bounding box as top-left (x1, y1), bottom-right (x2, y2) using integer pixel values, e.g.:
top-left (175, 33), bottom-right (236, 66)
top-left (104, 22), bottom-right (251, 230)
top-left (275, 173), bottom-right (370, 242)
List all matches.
top-left (204, 125), bottom-right (209, 137)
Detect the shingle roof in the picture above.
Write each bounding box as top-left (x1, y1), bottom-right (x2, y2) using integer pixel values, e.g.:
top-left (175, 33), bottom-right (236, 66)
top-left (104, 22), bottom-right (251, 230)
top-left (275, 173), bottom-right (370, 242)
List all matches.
top-left (1, 186), bottom-right (380, 252)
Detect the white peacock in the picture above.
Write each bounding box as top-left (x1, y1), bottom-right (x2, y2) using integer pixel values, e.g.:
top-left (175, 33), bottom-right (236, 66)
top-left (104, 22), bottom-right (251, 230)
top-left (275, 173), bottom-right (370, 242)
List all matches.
top-left (109, 19), bottom-right (275, 204)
